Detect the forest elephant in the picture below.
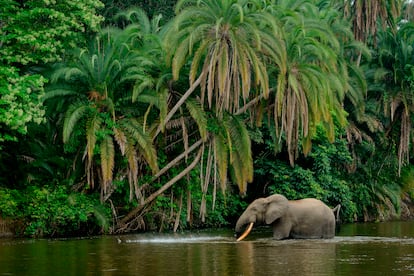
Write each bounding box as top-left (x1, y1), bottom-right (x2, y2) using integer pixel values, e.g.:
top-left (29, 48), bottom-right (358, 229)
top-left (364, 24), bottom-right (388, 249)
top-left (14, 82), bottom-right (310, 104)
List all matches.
top-left (235, 194), bottom-right (340, 241)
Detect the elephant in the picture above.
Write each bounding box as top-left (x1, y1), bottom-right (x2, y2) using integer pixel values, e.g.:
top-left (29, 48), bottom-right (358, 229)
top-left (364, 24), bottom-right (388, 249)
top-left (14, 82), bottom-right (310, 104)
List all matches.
top-left (235, 194), bottom-right (340, 241)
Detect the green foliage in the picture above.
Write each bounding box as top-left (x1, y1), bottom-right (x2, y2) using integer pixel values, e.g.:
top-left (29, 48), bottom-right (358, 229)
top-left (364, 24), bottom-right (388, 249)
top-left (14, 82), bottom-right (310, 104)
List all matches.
top-left (347, 141), bottom-right (403, 221)
top-left (165, 0), bottom-right (275, 114)
top-left (145, 175), bottom-right (247, 231)
top-left (0, 0), bottom-right (104, 65)
top-left (254, 126), bottom-right (357, 222)
top-left (191, 192), bottom-right (247, 228)
top-left (24, 185), bottom-right (110, 237)
top-left (307, 131), bottom-right (357, 221)
top-left (45, 19), bottom-right (166, 198)
top-left (0, 0), bottom-right (104, 147)
top-left (0, 185), bottom-right (110, 237)
top-left (101, 0), bottom-right (176, 26)
top-left (262, 162), bottom-right (325, 200)
top-left (0, 188), bottom-right (22, 218)
top-left (401, 165), bottom-right (414, 199)
top-left (370, 22), bottom-right (414, 174)
top-left (3, 0), bottom-right (414, 237)
top-left (0, 66), bottom-right (45, 144)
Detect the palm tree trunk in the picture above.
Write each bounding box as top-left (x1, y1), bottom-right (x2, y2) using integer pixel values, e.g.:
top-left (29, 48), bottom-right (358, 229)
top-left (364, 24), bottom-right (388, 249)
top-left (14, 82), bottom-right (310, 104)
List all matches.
top-left (150, 138), bottom-right (204, 182)
top-left (235, 94), bottom-right (265, 115)
top-left (154, 73), bottom-right (203, 138)
top-left (117, 146), bottom-right (203, 228)
top-left (116, 74), bottom-right (205, 232)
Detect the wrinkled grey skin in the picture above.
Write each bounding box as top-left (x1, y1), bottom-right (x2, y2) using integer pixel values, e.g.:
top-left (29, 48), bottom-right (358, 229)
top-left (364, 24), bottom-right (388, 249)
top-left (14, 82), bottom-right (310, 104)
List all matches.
top-left (235, 194), bottom-right (336, 239)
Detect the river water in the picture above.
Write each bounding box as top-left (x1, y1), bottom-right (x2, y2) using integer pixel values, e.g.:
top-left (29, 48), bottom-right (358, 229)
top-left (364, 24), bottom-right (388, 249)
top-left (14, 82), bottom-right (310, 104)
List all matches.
top-left (1, 221), bottom-right (414, 275)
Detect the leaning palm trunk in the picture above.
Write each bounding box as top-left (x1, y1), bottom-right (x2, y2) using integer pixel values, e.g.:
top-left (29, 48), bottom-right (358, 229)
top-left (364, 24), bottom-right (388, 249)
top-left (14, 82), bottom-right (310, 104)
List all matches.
top-left (115, 142), bottom-right (203, 231)
top-left (154, 74), bottom-right (204, 138)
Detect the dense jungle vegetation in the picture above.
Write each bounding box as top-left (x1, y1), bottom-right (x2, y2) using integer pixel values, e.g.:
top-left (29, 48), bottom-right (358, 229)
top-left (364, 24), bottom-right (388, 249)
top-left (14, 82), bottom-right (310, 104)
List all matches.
top-left (1, 0), bottom-right (414, 237)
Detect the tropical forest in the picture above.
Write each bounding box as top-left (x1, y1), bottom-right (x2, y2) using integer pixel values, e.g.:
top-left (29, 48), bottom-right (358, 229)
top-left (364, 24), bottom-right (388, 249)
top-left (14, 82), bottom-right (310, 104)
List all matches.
top-left (1, 0), bottom-right (414, 237)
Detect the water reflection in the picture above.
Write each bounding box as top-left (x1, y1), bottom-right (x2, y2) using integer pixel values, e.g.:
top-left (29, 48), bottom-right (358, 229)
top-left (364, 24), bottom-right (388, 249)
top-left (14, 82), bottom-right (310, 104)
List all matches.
top-left (235, 239), bottom-right (338, 275)
top-left (339, 220), bottom-right (414, 238)
top-left (1, 222), bottom-right (414, 275)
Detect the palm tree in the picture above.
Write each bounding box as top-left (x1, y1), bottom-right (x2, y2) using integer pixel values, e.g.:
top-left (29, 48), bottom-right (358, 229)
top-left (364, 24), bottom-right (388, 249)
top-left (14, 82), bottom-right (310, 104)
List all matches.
top-left (164, 0), bottom-right (283, 115)
top-left (199, 112), bottom-right (253, 217)
top-left (371, 22), bottom-right (414, 174)
top-left (332, 0), bottom-right (403, 45)
top-left (45, 20), bottom-right (165, 202)
top-left (161, 0), bottom-right (283, 194)
top-left (162, 0), bottom-right (368, 191)
top-left (118, 110), bottom-right (253, 226)
top-left (315, 0), bottom-right (377, 172)
top-left (262, 0), bottom-right (353, 165)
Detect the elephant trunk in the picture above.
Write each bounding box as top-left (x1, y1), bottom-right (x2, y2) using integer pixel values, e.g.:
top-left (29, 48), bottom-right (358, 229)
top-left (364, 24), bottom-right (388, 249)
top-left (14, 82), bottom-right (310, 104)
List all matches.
top-left (235, 213), bottom-right (251, 232)
top-left (235, 213), bottom-right (256, 241)
top-left (235, 219), bottom-right (245, 233)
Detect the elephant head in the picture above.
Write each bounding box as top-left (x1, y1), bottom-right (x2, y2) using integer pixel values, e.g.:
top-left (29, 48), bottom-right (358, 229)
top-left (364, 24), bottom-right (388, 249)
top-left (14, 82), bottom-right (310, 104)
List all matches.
top-left (235, 194), bottom-right (289, 241)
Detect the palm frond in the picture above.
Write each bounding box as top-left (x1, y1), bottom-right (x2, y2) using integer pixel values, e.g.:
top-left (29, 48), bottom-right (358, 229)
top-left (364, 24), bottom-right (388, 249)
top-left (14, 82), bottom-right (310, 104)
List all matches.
top-left (63, 102), bottom-right (90, 143)
top-left (222, 113), bottom-right (253, 194)
top-left (184, 98), bottom-right (208, 141)
top-left (131, 76), bottom-right (155, 103)
top-left (213, 134), bottom-right (229, 192)
top-left (115, 8), bottom-right (151, 31)
top-left (164, 0), bottom-right (277, 114)
top-left (50, 66), bottom-right (87, 84)
top-left (100, 135), bottom-right (115, 195)
top-left (121, 119), bottom-right (159, 173)
top-left (43, 88), bottom-right (79, 101)
top-left (46, 13), bottom-right (169, 200)
top-left (85, 111), bottom-right (101, 166)
top-left (113, 126), bottom-right (127, 155)
top-left (125, 140), bottom-right (139, 202)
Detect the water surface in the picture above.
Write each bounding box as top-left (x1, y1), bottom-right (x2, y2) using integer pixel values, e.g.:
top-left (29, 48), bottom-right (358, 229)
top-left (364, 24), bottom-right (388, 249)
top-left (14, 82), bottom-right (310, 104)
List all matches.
top-left (1, 221), bottom-right (414, 275)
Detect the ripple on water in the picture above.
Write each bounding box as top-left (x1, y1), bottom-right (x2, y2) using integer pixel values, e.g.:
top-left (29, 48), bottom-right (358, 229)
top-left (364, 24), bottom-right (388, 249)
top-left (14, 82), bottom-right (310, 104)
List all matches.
top-left (121, 235), bottom-right (414, 245)
top-left (334, 236), bottom-right (414, 244)
top-left (123, 236), bottom-right (235, 244)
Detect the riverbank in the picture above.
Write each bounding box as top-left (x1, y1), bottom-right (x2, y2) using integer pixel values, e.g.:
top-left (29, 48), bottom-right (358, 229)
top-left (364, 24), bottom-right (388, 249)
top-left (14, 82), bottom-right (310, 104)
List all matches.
top-left (0, 218), bottom-right (13, 238)
top-left (2, 194), bottom-right (414, 238)
top-left (401, 192), bottom-right (414, 220)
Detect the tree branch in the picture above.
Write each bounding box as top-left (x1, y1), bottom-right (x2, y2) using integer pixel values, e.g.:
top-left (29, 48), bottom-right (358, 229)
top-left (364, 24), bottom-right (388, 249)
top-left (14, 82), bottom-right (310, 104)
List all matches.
top-left (151, 138), bottom-right (204, 181)
top-left (235, 94), bottom-right (265, 115)
top-left (154, 73), bottom-right (203, 138)
top-left (118, 147), bottom-right (203, 227)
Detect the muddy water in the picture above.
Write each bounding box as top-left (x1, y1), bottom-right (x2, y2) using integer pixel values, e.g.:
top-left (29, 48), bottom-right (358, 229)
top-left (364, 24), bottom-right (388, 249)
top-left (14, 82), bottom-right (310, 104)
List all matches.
top-left (0, 221), bottom-right (413, 275)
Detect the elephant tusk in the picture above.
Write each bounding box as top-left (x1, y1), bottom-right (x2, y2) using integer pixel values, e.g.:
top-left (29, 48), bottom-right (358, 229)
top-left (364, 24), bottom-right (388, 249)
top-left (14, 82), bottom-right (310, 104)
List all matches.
top-left (236, 222), bottom-right (254, 241)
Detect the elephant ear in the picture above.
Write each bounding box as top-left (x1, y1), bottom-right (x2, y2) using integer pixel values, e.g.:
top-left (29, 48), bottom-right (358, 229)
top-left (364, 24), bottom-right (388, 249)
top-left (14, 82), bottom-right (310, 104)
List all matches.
top-left (264, 194), bottom-right (289, 224)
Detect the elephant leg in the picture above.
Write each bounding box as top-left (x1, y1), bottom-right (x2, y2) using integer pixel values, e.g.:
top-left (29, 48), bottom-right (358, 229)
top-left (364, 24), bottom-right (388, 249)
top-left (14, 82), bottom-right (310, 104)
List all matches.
top-left (271, 218), bottom-right (291, 240)
top-left (322, 219), bottom-right (335, 238)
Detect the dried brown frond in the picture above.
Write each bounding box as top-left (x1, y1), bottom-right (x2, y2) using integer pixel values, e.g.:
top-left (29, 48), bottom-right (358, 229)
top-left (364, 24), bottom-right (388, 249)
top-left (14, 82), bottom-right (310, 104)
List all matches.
top-left (275, 79), bottom-right (309, 165)
top-left (390, 95), bottom-right (402, 122)
top-left (347, 122), bottom-right (363, 144)
top-left (100, 136), bottom-right (114, 199)
top-left (113, 127), bottom-right (127, 155)
top-left (398, 111), bottom-right (411, 175)
top-left (348, 0), bottom-right (402, 45)
top-left (88, 90), bottom-right (106, 101)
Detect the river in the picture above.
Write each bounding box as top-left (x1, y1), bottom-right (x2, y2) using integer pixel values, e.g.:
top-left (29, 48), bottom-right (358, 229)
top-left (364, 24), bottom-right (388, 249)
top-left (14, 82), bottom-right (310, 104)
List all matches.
top-left (0, 221), bottom-right (413, 275)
